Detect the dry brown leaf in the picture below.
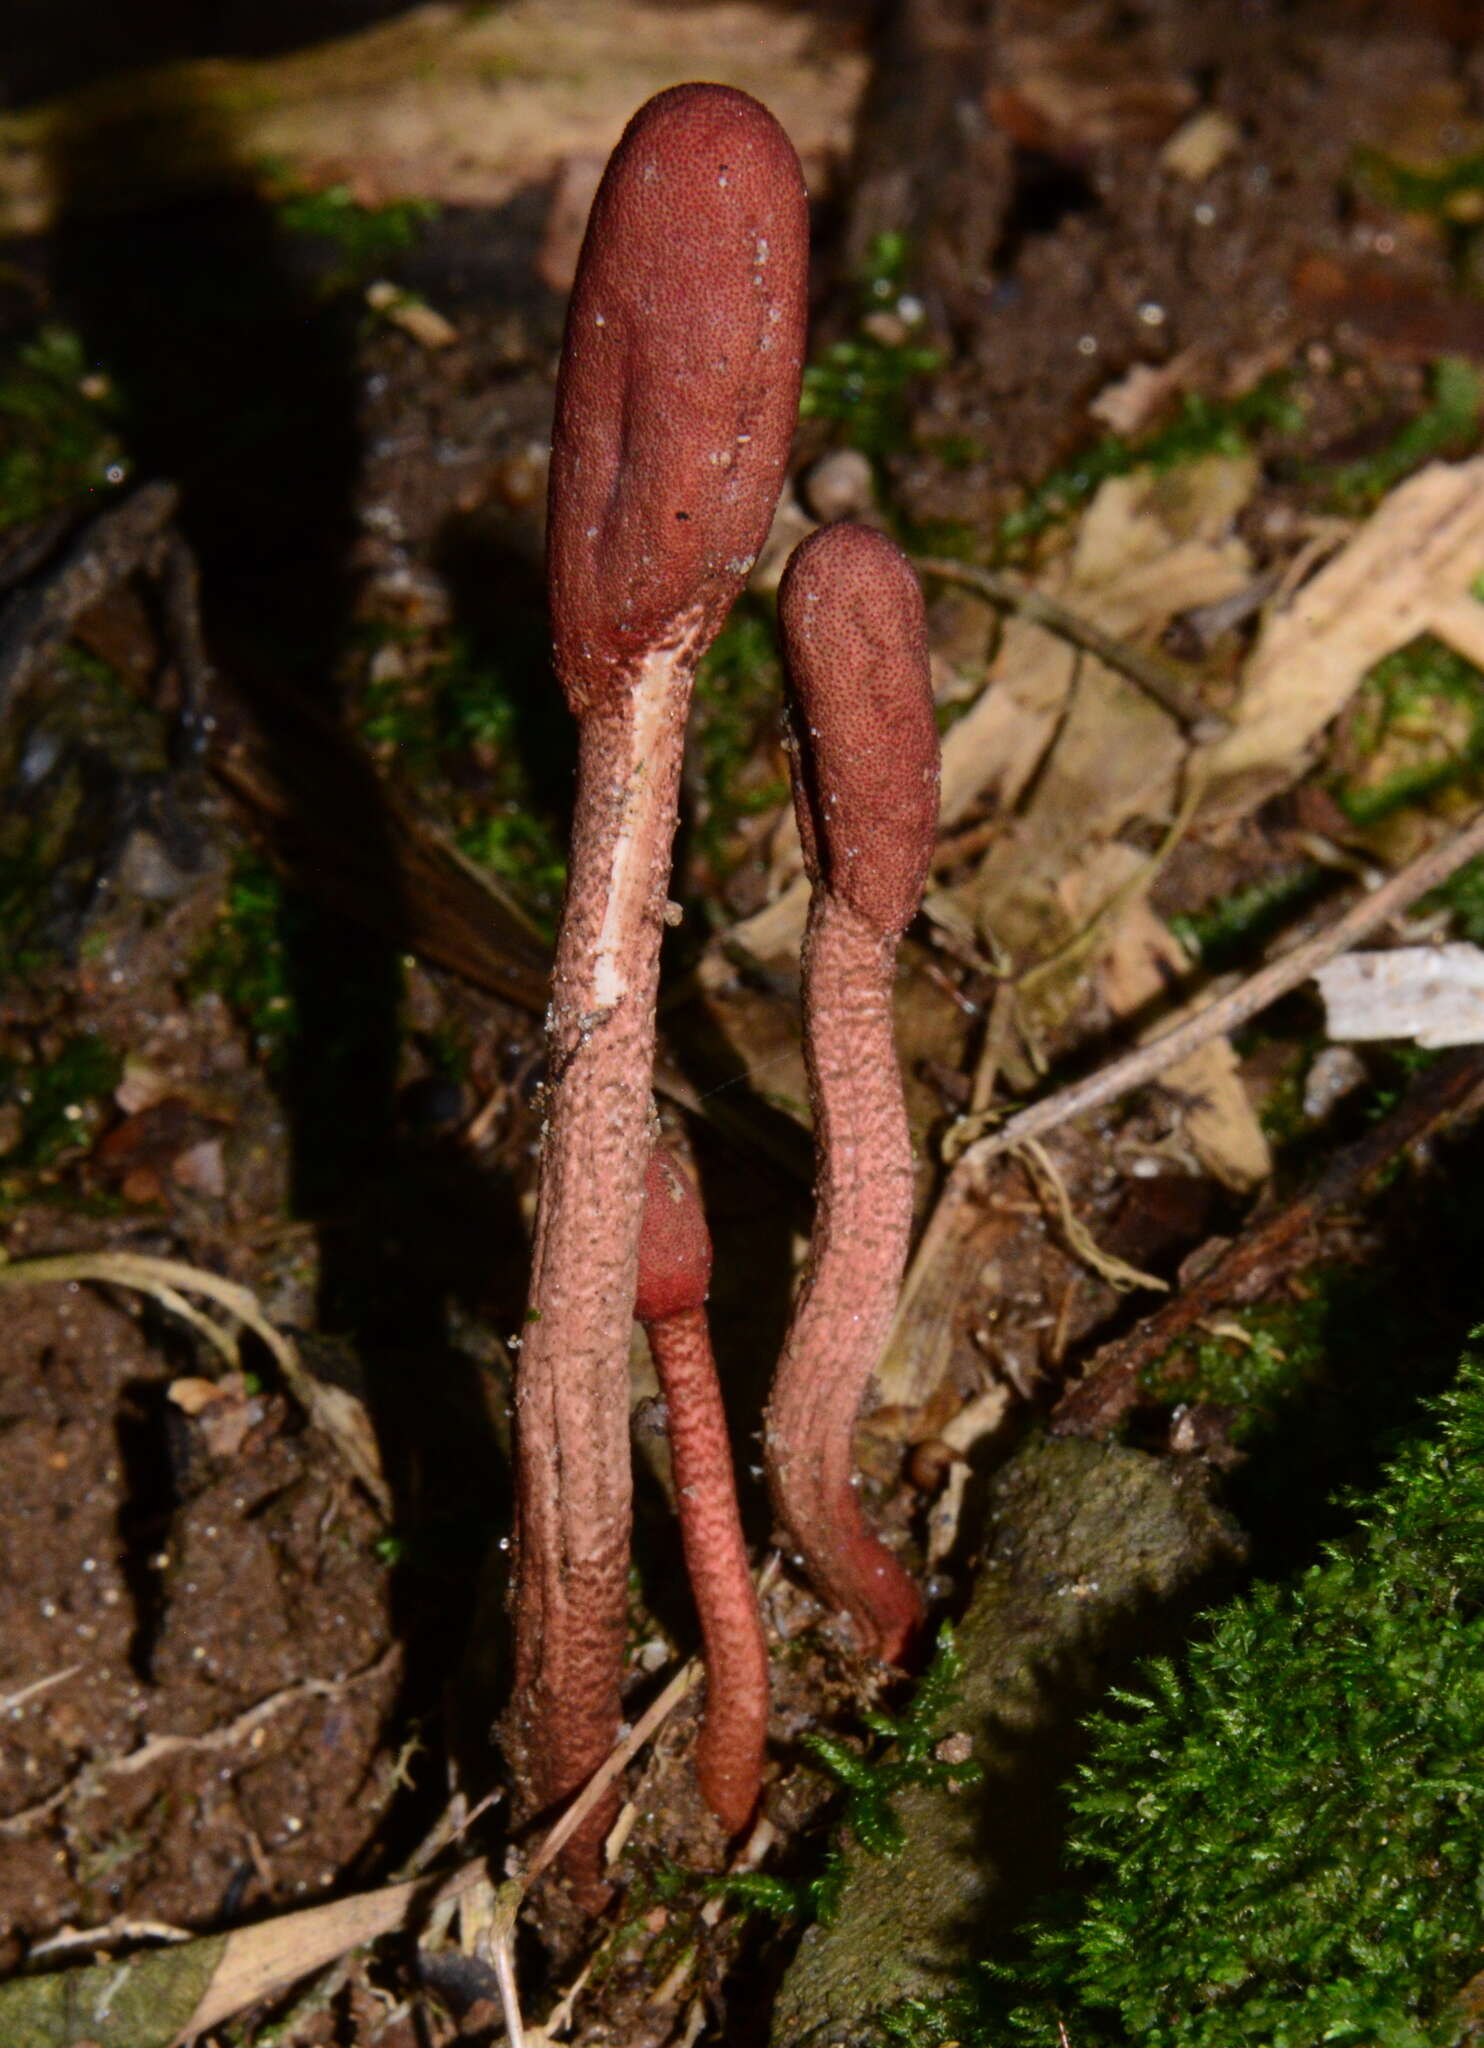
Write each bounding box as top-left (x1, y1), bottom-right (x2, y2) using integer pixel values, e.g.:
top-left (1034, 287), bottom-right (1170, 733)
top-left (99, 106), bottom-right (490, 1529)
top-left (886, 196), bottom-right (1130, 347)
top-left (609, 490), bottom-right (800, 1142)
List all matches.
top-left (725, 455), bottom-right (1257, 976)
top-left (939, 453), bottom-right (1255, 834)
top-left (1198, 458), bottom-right (1484, 815)
top-left (964, 664), bottom-right (1186, 987)
top-left (1098, 865), bottom-right (1271, 1191)
top-left (0, 0), bottom-right (867, 237)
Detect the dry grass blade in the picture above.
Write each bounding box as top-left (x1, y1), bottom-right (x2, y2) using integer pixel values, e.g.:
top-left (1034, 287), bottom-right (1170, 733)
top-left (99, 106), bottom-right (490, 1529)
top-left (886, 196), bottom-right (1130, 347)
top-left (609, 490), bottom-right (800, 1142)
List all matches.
top-left (1015, 1138), bottom-right (1169, 1294)
top-left (915, 555), bottom-right (1226, 739)
top-left (0, 1249), bottom-right (391, 1517)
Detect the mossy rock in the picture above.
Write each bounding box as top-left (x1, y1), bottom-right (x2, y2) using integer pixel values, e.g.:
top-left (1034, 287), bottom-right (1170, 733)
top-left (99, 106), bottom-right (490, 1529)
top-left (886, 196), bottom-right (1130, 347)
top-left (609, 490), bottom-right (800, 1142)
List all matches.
top-left (770, 1434), bottom-right (1244, 2047)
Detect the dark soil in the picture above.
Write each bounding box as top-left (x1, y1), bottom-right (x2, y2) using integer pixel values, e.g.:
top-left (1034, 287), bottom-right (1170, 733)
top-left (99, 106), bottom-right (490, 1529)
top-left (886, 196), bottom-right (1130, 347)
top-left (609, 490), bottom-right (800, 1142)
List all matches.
top-left (3, 2), bottom-right (1484, 2041)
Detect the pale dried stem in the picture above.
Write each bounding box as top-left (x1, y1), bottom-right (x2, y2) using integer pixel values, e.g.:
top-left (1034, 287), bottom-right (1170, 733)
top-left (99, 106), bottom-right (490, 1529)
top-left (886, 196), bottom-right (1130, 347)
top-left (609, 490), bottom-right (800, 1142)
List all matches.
top-left (508, 660), bottom-right (693, 1888)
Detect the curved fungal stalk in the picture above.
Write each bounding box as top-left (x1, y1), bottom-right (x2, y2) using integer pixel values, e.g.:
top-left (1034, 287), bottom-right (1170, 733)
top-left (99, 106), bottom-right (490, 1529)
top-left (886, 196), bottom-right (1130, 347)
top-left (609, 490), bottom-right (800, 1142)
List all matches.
top-left (636, 1145), bottom-right (769, 1836)
top-left (763, 522), bottom-right (939, 1663)
top-left (506, 84), bottom-right (807, 1894)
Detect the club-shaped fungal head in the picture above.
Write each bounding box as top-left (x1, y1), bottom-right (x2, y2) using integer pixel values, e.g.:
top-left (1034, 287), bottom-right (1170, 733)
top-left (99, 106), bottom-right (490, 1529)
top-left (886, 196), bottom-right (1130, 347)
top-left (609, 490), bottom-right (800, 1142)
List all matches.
top-left (548, 84), bottom-right (810, 718)
top-left (779, 522), bottom-right (939, 937)
top-left (636, 1145), bottom-right (713, 1324)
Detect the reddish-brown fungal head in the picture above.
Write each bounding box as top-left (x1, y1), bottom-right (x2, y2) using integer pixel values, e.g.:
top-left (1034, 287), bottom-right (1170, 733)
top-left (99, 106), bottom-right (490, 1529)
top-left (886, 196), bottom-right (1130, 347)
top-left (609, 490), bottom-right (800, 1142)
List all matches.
top-left (779, 522), bottom-right (939, 936)
top-left (507, 84), bottom-right (807, 1900)
top-left (636, 1146), bottom-right (769, 1837)
top-left (765, 522), bottom-right (938, 1662)
top-left (548, 83), bottom-right (810, 716)
top-left (635, 1146), bottom-right (713, 1323)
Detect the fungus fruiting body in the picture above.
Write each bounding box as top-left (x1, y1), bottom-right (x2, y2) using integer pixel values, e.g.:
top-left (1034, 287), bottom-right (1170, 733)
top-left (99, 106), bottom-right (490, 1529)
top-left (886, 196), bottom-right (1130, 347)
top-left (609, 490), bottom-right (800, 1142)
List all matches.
top-left (636, 1145), bottom-right (769, 1836)
top-left (763, 522), bottom-right (939, 1662)
top-left (506, 83), bottom-right (807, 1890)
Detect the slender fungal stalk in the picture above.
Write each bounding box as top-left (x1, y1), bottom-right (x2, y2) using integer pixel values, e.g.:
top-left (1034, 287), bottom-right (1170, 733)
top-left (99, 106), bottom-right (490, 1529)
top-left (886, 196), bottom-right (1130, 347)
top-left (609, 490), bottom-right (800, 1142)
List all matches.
top-left (763, 523), bottom-right (939, 1662)
top-left (636, 1145), bottom-right (769, 1836)
top-left (505, 83), bottom-right (806, 1898)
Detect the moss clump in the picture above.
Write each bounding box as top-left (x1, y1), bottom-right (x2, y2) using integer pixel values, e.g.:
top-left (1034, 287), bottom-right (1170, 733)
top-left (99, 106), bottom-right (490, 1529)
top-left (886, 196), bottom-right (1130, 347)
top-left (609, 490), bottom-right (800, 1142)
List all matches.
top-left (714, 1628), bottom-right (982, 1928)
top-left (0, 1033), bottom-right (121, 1177)
top-left (189, 854), bottom-right (298, 1070)
top-left (1336, 633), bottom-right (1484, 825)
top-left (1324, 357), bottom-right (1483, 511)
top-left (1168, 863), bottom-right (1327, 975)
top-left (0, 324), bottom-right (127, 532)
top-left (355, 629), bottom-right (566, 933)
top-left (800, 233), bottom-right (943, 456)
top-left (898, 1347), bottom-right (1484, 2047)
top-left (1141, 1297), bottom-right (1329, 1448)
top-left (1425, 852), bottom-right (1484, 942)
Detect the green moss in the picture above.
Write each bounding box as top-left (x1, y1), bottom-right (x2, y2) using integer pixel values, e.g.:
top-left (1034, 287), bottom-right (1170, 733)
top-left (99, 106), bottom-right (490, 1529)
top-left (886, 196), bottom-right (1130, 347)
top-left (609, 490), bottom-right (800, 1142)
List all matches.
top-left (1141, 1297), bottom-right (1329, 1447)
top-left (1423, 851), bottom-right (1484, 940)
top-left (1014, 1352), bottom-right (1484, 2047)
top-left (1255, 1048), bottom-right (1310, 1149)
top-left (0, 830), bottom-right (64, 987)
top-left (1168, 864), bottom-right (1327, 975)
top-left (1325, 357), bottom-right (1483, 511)
top-left (877, 1348), bottom-right (1484, 2048)
top-left (0, 323), bottom-right (126, 531)
top-left (0, 1033), bottom-right (121, 1172)
top-left (800, 233), bottom-right (944, 456)
top-left (268, 170), bottom-right (437, 293)
top-left (355, 630), bottom-right (567, 932)
top-left (1336, 634), bottom-right (1484, 825)
top-left (188, 854), bottom-right (297, 1069)
top-left (712, 1629), bottom-right (982, 1928)
top-left (455, 807), bottom-right (566, 916)
top-left (996, 379), bottom-right (1302, 552)
top-left (1355, 142), bottom-right (1484, 222)
top-left (1353, 142), bottom-right (1484, 299)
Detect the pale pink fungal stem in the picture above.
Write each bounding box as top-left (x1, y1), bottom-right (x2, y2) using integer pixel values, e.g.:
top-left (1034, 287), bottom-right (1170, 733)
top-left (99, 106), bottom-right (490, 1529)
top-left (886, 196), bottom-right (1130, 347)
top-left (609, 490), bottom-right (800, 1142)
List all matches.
top-left (505, 83), bottom-right (807, 1899)
top-left (636, 1144), bottom-right (769, 1836)
top-left (763, 522), bottom-right (939, 1662)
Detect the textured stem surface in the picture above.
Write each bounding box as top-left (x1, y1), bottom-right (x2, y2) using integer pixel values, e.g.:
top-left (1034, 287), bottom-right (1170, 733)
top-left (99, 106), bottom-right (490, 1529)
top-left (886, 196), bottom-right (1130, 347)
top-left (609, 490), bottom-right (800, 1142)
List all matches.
top-left (765, 896), bottom-right (925, 1661)
top-left (648, 1304), bottom-right (769, 1834)
top-left (505, 81), bottom-right (807, 1900)
top-left (507, 668), bottom-right (690, 1888)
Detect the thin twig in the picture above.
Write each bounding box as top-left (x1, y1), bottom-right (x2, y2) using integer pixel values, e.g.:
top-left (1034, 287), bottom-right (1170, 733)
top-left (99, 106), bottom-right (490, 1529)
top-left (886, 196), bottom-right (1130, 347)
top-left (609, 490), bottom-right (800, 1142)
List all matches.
top-left (0, 1249), bottom-right (391, 1516)
top-left (1052, 1045), bottom-right (1484, 1437)
top-left (29, 1916), bottom-right (192, 1959)
top-left (487, 1881), bottom-right (530, 2048)
top-left (958, 802), bottom-right (1484, 1173)
top-left (0, 1649), bottom-right (397, 1835)
top-left (914, 555), bottom-right (1228, 740)
top-left (0, 1664), bottom-right (83, 1715)
top-left (887, 805), bottom-right (1484, 1391)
